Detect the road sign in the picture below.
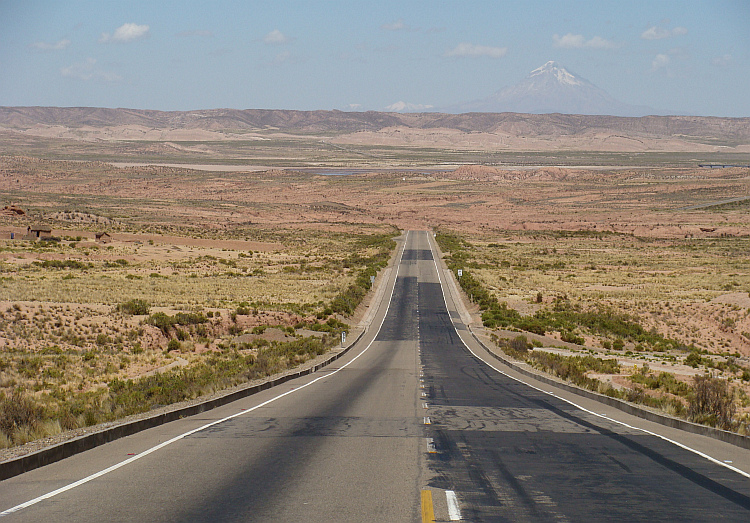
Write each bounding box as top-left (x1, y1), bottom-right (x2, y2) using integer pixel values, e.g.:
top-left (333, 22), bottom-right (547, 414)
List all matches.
top-left (370, 275), bottom-right (375, 285)
top-left (457, 269), bottom-right (463, 278)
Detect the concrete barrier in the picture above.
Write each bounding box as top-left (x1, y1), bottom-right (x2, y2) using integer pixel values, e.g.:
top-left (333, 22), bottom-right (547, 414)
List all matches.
top-left (0, 329), bottom-right (367, 481)
top-left (469, 328), bottom-right (750, 450)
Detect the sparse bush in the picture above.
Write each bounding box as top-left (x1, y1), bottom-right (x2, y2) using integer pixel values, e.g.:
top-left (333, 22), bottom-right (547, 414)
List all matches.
top-left (32, 260), bottom-right (91, 270)
top-left (236, 302), bottom-right (251, 315)
top-left (0, 391), bottom-right (45, 441)
top-left (688, 375), bottom-right (736, 430)
top-left (118, 299), bottom-right (150, 316)
top-left (685, 351), bottom-right (703, 368)
top-left (147, 312), bottom-right (176, 335)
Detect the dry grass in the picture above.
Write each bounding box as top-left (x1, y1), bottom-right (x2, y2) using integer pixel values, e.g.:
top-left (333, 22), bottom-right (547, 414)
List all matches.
top-left (0, 221), bottom-right (397, 448)
top-left (466, 232), bottom-right (750, 357)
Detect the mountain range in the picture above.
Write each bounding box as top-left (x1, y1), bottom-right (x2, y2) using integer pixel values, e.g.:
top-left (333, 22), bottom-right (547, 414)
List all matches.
top-left (1, 105), bottom-right (747, 142)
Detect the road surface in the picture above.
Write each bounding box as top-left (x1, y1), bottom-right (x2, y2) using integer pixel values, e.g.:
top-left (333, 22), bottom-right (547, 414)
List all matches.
top-left (2, 230), bottom-right (750, 521)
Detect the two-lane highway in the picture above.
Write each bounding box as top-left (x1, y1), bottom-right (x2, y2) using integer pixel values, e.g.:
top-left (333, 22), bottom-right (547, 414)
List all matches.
top-left (2, 230), bottom-right (750, 521)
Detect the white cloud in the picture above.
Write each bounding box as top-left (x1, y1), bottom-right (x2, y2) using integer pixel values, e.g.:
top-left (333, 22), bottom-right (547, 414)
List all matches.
top-left (445, 42), bottom-right (507, 58)
top-left (347, 103), bottom-right (363, 110)
top-left (651, 53), bottom-right (670, 71)
top-left (61, 58), bottom-right (121, 82)
top-left (264, 29), bottom-right (289, 45)
top-left (385, 101), bottom-right (433, 112)
top-left (30, 38), bottom-right (71, 51)
top-left (99, 23), bottom-right (150, 43)
top-left (711, 54), bottom-right (732, 67)
top-left (641, 26), bottom-right (688, 40)
top-left (382, 19), bottom-right (407, 31)
top-left (553, 33), bottom-right (618, 49)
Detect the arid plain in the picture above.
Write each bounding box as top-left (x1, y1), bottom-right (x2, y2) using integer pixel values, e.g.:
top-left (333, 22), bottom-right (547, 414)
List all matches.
top-left (2, 107), bottom-right (750, 451)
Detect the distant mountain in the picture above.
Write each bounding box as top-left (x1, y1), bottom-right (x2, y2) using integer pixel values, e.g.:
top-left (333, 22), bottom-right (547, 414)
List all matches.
top-left (1, 106), bottom-right (749, 147)
top-left (444, 61), bottom-right (660, 117)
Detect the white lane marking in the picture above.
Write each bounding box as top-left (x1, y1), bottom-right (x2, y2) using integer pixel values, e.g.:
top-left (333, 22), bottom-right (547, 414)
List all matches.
top-left (446, 490), bottom-right (461, 521)
top-left (0, 232), bottom-right (413, 517)
top-left (426, 233), bottom-right (750, 480)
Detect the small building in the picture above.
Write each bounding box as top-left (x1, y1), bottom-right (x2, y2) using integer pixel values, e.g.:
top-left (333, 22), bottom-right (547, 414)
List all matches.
top-left (23, 226), bottom-right (52, 240)
top-left (96, 232), bottom-right (112, 244)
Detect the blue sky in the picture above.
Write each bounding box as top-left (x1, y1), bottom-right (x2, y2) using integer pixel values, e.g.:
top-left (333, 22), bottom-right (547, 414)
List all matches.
top-left (1, 0), bottom-right (748, 116)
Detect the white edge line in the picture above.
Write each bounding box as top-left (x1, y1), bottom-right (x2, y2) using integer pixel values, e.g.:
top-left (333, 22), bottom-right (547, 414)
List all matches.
top-left (446, 489), bottom-right (461, 521)
top-left (426, 233), bottom-right (750, 480)
top-left (0, 232), bottom-right (411, 517)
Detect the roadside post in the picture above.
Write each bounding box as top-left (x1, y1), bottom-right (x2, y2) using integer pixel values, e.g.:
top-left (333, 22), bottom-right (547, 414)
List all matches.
top-left (341, 331), bottom-right (346, 346)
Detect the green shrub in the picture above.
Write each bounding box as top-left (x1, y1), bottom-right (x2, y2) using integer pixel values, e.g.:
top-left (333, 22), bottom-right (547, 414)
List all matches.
top-left (688, 375), bottom-right (736, 430)
top-left (33, 260), bottom-right (91, 270)
top-left (685, 351), bottom-right (703, 368)
top-left (0, 391), bottom-right (45, 439)
top-left (146, 312), bottom-right (176, 335)
top-left (118, 299), bottom-right (150, 315)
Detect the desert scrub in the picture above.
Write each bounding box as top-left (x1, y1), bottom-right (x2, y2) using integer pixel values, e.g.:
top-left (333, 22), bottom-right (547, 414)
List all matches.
top-left (329, 233), bottom-right (397, 316)
top-left (688, 374), bottom-right (737, 430)
top-left (0, 391), bottom-right (49, 447)
top-left (117, 299), bottom-right (150, 315)
top-left (106, 334), bottom-right (335, 418)
top-left (1, 334), bottom-right (332, 447)
top-left (439, 230), bottom-right (695, 351)
top-left (497, 336), bottom-right (620, 391)
top-left (145, 311), bottom-right (208, 335)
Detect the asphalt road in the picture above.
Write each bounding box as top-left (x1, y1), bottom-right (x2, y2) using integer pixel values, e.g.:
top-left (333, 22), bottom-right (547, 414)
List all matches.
top-left (2, 230), bottom-right (750, 521)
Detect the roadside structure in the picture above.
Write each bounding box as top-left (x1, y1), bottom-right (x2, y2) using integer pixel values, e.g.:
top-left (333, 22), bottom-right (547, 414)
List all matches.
top-left (96, 231), bottom-right (112, 243)
top-left (22, 226), bottom-right (52, 240)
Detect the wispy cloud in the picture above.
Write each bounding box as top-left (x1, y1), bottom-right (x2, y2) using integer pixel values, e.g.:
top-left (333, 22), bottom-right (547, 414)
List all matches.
top-left (176, 29), bottom-right (213, 38)
top-left (381, 19), bottom-right (408, 31)
top-left (385, 101), bottom-right (433, 112)
top-left (263, 29), bottom-right (290, 45)
top-left (641, 26), bottom-right (688, 40)
top-left (445, 42), bottom-right (507, 58)
top-left (651, 53), bottom-right (670, 71)
top-left (261, 49), bottom-right (302, 68)
top-left (61, 57), bottom-right (121, 82)
top-left (99, 23), bottom-right (150, 43)
top-left (553, 33), bottom-right (618, 49)
top-left (711, 54), bottom-right (732, 67)
top-left (30, 38), bottom-right (71, 51)
top-left (272, 50), bottom-right (291, 63)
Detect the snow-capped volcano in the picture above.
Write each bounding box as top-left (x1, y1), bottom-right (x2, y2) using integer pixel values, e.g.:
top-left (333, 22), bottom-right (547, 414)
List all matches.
top-left (529, 61), bottom-right (585, 86)
top-left (445, 61), bottom-right (657, 116)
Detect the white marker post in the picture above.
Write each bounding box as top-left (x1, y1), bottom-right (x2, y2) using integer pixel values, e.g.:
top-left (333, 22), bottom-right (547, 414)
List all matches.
top-left (457, 269), bottom-right (463, 279)
top-left (341, 331), bottom-right (346, 346)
